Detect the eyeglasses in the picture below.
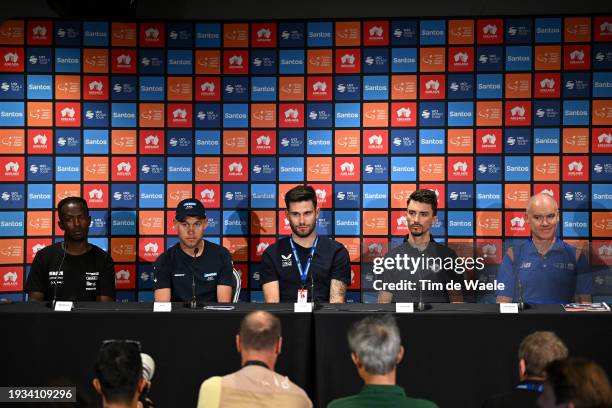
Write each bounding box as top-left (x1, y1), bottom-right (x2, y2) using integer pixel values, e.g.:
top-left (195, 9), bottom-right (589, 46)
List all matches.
top-left (101, 339), bottom-right (141, 352)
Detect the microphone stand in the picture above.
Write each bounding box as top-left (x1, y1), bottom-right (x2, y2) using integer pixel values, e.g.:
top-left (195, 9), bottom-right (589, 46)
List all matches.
top-left (47, 242), bottom-right (67, 309)
top-left (189, 246), bottom-right (199, 309)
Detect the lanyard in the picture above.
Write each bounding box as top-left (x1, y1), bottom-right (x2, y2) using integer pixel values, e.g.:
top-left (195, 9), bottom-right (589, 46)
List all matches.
top-left (289, 236), bottom-right (318, 285)
top-left (516, 383), bottom-right (543, 392)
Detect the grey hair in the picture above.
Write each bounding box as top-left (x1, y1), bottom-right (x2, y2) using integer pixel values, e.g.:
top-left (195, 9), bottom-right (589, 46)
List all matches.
top-left (347, 315), bottom-right (401, 375)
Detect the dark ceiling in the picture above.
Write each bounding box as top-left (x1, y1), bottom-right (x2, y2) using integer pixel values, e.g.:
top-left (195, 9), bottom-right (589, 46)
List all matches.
top-left (1, 0), bottom-right (611, 21)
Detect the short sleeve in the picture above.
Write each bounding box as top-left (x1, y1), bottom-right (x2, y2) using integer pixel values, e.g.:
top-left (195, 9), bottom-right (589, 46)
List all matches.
top-left (98, 251), bottom-right (115, 299)
top-left (25, 249), bottom-right (49, 296)
top-left (330, 245), bottom-right (351, 285)
top-left (496, 252), bottom-right (515, 299)
top-left (217, 247), bottom-right (235, 286)
top-left (153, 251), bottom-right (172, 290)
top-left (259, 249), bottom-right (279, 284)
top-left (575, 251), bottom-right (592, 296)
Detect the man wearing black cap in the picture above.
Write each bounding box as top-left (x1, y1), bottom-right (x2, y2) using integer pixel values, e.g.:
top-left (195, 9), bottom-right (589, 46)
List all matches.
top-left (153, 198), bottom-right (234, 303)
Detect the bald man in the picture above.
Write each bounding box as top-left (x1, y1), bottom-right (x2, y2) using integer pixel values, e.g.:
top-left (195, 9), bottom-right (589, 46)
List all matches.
top-left (196, 311), bottom-right (312, 408)
top-left (496, 193), bottom-right (592, 304)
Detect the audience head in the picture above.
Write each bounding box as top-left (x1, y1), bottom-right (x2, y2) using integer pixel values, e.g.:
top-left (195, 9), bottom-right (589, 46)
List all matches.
top-left (347, 315), bottom-right (404, 377)
top-left (93, 340), bottom-right (145, 406)
top-left (236, 311), bottom-right (283, 366)
top-left (538, 358), bottom-right (612, 408)
top-left (518, 331), bottom-right (568, 380)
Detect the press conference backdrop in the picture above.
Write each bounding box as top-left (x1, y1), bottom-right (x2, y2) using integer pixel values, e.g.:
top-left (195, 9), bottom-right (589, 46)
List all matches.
top-left (0, 17), bottom-right (611, 302)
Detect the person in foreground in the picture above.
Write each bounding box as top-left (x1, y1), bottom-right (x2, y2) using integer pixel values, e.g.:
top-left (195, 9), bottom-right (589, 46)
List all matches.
top-left (153, 198), bottom-right (233, 303)
top-left (261, 185), bottom-right (351, 303)
top-left (482, 331), bottom-right (568, 407)
top-left (197, 310), bottom-right (312, 408)
top-left (26, 196), bottom-right (115, 302)
top-left (538, 358), bottom-right (612, 408)
top-left (327, 315), bottom-right (438, 408)
top-left (93, 340), bottom-right (147, 408)
top-left (496, 193), bottom-right (592, 304)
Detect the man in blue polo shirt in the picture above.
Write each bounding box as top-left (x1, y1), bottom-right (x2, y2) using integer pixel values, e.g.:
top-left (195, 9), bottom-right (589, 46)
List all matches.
top-left (496, 193), bottom-right (592, 304)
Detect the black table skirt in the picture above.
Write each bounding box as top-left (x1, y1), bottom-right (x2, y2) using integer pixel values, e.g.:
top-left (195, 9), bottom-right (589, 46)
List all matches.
top-left (1, 302), bottom-right (610, 408)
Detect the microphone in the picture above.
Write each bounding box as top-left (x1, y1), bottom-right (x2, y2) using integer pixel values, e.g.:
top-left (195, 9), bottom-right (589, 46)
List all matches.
top-left (310, 253), bottom-right (316, 308)
top-left (517, 274), bottom-right (526, 311)
top-left (189, 246), bottom-right (199, 309)
top-left (47, 242), bottom-right (67, 309)
top-left (416, 267), bottom-right (426, 312)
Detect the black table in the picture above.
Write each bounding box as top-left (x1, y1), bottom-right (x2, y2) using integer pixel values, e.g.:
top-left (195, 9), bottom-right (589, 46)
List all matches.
top-left (0, 302), bottom-right (313, 408)
top-left (1, 302), bottom-right (611, 408)
top-left (314, 303), bottom-right (612, 408)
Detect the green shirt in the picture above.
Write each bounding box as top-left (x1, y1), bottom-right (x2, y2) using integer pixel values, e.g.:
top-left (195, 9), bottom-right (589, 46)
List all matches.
top-left (327, 385), bottom-right (438, 408)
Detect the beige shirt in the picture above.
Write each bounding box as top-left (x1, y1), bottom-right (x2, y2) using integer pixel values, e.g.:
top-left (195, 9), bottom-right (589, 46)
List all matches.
top-left (197, 365), bottom-right (312, 408)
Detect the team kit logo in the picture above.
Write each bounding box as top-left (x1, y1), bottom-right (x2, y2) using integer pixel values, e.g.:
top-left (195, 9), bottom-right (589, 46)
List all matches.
top-left (0, 16), bottom-right (610, 300)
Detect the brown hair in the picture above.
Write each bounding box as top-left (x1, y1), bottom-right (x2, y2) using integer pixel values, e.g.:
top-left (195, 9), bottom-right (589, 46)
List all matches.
top-left (518, 331), bottom-right (568, 377)
top-left (284, 185), bottom-right (317, 209)
top-left (407, 189), bottom-right (438, 216)
top-left (239, 311), bottom-right (281, 351)
top-left (546, 358), bottom-right (612, 408)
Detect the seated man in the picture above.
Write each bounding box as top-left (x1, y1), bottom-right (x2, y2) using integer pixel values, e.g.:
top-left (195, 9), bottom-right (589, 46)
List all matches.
top-left (378, 189), bottom-right (463, 303)
top-left (196, 310), bottom-right (312, 408)
top-left (153, 198), bottom-right (233, 303)
top-left (496, 193), bottom-right (592, 304)
top-left (93, 340), bottom-right (146, 408)
top-left (25, 196), bottom-right (115, 302)
top-left (261, 185), bottom-right (351, 303)
top-left (328, 315), bottom-right (438, 408)
top-left (482, 331), bottom-right (568, 407)
top-left (538, 358), bottom-right (612, 408)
